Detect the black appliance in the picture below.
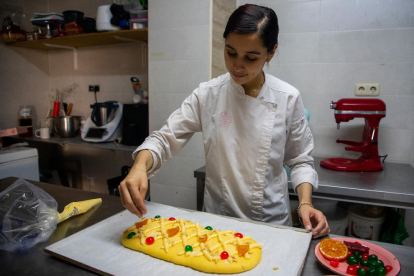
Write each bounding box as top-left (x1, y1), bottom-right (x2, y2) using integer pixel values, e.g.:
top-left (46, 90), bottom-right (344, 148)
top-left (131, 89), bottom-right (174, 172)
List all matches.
top-left (122, 103), bottom-right (149, 146)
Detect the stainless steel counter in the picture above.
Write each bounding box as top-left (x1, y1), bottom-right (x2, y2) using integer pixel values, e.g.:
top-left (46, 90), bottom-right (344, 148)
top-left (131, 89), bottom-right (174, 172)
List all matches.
top-left (1, 177), bottom-right (414, 275)
top-left (194, 156), bottom-right (414, 211)
top-left (5, 135), bottom-right (138, 152)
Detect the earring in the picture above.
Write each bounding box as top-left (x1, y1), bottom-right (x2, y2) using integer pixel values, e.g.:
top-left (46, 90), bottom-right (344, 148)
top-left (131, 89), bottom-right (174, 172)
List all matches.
top-left (266, 61), bottom-right (270, 67)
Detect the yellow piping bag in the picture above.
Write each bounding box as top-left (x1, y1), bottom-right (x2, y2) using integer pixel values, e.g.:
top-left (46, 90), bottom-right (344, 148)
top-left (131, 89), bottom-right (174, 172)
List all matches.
top-left (57, 198), bottom-right (102, 224)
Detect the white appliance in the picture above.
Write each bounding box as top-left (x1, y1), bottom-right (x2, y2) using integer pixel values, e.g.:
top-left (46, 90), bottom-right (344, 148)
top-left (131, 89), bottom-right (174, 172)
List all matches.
top-left (96, 5), bottom-right (121, 31)
top-left (81, 102), bottom-right (123, 143)
top-left (0, 147), bottom-right (40, 181)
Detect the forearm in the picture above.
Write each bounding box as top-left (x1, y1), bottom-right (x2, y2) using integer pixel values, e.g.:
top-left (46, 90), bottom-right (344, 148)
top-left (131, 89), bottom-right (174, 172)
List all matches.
top-left (296, 182), bottom-right (313, 204)
top-left (131, 150), bottom-right (154, 172)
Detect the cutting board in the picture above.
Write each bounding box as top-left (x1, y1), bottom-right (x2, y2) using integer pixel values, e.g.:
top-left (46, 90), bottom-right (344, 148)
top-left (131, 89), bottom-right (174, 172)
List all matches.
top-left (45, 201), bottom-right (312, 275)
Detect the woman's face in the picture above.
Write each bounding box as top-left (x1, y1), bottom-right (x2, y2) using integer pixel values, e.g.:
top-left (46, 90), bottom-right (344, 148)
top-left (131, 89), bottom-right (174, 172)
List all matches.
top-left (224, 32), bottom-right (276, 86)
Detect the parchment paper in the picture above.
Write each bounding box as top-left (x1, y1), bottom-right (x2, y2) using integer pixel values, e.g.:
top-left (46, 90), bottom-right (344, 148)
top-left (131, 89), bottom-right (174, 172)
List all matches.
top-left (45, 201), bottom-right (312, 276)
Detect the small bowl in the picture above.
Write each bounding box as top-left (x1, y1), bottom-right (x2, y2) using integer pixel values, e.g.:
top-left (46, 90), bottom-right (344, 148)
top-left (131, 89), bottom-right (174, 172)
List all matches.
top-left (53, 116), bottom-right (82, 138)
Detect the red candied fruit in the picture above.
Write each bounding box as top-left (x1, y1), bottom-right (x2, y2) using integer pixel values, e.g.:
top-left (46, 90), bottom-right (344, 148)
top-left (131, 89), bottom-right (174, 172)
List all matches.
top-left (146, 237), bottom-right (154, 245)
top-left (169, 217), bottom-right (176, 221)
top-left (220, 251), bottom-right (229, 260)
top-left (234, 233), bottom-right (243, 239)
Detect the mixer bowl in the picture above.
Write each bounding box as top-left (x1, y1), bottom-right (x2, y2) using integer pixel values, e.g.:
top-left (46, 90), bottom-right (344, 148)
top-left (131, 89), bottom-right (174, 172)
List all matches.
top-left (53, 116), bottom-right (82, 138)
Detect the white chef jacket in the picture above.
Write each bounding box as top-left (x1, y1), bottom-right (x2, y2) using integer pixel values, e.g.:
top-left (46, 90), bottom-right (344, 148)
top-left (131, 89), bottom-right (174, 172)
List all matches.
top-left (134, 73), bottom-right (318, 226)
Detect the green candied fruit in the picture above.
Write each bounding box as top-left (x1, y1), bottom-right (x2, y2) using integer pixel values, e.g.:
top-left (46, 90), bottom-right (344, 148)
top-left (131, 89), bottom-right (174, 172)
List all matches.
top-left (205, 226), bottom-right (213, 230)
top-left (360, 259), bottom-right (369, 267)
top-left (357, 267), bottom-right (367, 276)
top-left (154, 215), bottom-right (161, 219)
top-left (375, 266), bottom-right (386, 276)
top-left (185, 245), bottom-right (193, 252)
top-left (127, 232), bottom-right (136, 239)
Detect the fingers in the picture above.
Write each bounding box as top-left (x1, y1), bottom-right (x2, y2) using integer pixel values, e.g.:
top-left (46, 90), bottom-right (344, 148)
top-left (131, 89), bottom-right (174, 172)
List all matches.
top-left (128, 183), bottom-right (147, 216)
top-left (311, 210), bottom-right (330, 239)
top-left (299, 207), bottom-right (331, 239)
top-left (119, 181), bottom-right (143, 217)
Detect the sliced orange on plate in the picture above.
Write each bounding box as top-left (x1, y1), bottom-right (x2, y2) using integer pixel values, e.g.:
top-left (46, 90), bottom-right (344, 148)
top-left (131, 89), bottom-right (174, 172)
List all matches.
top-left (319, 238), bottom-right (348, 261)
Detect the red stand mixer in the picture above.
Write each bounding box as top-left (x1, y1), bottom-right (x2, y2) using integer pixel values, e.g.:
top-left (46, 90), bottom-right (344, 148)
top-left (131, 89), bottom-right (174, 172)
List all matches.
top-left (320, 98), bottom-right (386, 172)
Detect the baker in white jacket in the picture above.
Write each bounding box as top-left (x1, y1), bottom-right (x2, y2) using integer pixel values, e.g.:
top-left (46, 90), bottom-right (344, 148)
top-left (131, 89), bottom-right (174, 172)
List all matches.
top-left (119, 4), bottom-right (330, 239)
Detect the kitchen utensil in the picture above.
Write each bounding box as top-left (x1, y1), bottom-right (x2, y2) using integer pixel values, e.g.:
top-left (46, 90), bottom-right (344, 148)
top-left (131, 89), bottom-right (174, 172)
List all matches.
top-left (66, 103), bottom-right (73, 116)
top-left (53, 116), bottom-right (82, 138)
top-left (62, 10), bottom-right (84, 24)
top-left (315, 237), bottom-right (400, 276)
top-left (320, 98), bottom-right (386, 172)
top-left (80, 17), bottom-right (97, 33)
top-left (96, 5), bottom-right (121, 31)
top-left (81, 102), bottom-right (123, 143)
top-left (35, 128), bottom-right (50, 139)
top-left (131, 77), bottom-right (144, 103)
top-left (89, 101), bottom-right (119, 127)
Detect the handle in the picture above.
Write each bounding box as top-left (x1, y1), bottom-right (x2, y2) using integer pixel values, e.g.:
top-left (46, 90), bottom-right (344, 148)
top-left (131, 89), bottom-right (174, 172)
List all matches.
top-left (53, 102), bottom-right (60, 117)
top-left (90, 106), bottom-right (101, 127)
top-left (66, 103), bottom-right (73, 116)
top-left (35, 129), bottom-right (41, 138)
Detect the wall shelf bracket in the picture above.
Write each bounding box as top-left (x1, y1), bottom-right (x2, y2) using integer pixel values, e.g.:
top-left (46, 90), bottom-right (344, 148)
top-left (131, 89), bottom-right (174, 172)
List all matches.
top-left (44, 44), bottom-right (78, 70)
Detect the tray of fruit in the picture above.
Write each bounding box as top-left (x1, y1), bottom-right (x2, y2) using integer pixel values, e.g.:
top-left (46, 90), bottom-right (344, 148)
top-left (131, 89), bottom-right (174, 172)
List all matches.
top-left (315, 237), bottom-right (400, 276)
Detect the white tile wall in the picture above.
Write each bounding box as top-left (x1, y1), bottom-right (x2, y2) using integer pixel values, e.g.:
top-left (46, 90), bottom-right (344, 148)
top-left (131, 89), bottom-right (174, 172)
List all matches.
top-left (238, 0), bottom-right (414, 246)
top-left (148, 0), bottom-right (210, 209)
top-left (240, 0), bottom-right (414, 166)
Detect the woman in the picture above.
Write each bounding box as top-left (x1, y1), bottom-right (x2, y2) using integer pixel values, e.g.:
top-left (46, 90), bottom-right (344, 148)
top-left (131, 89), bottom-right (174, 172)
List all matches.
top-left (119, 4), bottom-right (330, 239)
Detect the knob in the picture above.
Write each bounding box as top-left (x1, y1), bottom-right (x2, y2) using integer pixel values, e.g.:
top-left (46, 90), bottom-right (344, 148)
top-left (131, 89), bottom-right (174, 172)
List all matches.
top-left (330, 101), bottom-right (337, 109)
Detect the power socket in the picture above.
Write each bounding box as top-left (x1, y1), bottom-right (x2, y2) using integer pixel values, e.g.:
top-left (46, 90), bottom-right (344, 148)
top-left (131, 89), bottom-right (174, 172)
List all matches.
top-left (355, 83), bottom-right (380, 96)
top-left (88, 85), bottom-right (100, 92)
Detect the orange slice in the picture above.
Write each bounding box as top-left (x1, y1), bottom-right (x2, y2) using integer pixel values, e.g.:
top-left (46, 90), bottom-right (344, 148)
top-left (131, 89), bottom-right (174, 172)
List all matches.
top-left (319, 238), bottom-right (348, 261)
top-left (167, 226), bottom-right (180, 237)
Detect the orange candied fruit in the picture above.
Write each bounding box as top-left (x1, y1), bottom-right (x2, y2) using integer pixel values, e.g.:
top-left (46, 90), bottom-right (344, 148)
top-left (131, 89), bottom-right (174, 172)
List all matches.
top-left (319, 238), bottom-right (348, 261)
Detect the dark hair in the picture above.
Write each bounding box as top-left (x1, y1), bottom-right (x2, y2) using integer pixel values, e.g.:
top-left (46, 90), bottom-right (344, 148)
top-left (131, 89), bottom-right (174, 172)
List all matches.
top-left (223, 4), bottom-right (279, 53)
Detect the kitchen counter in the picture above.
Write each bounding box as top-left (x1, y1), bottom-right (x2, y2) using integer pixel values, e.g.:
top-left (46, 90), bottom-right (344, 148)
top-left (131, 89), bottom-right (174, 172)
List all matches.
top-left (5, 135), bottom-right (138, 152)
top-left (1, 177), bottom-right (414, 275)
top-left (194, 156), bottom-right (414, 211)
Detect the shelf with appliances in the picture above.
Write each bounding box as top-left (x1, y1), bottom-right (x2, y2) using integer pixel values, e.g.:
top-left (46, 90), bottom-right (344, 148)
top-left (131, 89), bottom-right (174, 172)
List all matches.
top-left (6, 28), bottom-right (147, 50)
top-left (5, 29), bottom-right (148, 70)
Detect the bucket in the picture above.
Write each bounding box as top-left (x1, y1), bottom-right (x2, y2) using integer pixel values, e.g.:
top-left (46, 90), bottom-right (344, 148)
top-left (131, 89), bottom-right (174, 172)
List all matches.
top-left (348, 204), bottom-right (385, 241)
top-left (327, 207), bottom-right (348, 236)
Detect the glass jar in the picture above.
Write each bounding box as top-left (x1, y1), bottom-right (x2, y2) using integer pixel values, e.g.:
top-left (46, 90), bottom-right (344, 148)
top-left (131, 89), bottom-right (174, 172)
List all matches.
top-left (18, 106), bottom-right (33, 137)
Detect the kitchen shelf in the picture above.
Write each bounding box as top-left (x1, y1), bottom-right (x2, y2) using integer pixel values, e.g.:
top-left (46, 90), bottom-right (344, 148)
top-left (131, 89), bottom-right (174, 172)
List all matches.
top-left (6, 28), bottom-right (148, 50)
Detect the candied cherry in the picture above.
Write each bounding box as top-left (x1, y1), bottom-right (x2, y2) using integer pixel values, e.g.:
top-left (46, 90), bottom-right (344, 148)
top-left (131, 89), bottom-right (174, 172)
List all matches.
top-left (385, 265), bottom-right (393, 273)
top-left (347, 250), bottom-right (354, 258)
top-left (168, 217), bottom-right (176, 221)
top-left (234, 233), bottom-right (243, 239)
top-left (362, 254), bottom-right (369, 260)
top-left (145, 237), bottom-right (154, 245)
top-left (154, 215), bottom-right (160, 219)
top-left (346, 265), bottom-right (357, 275)
top-left (185, 245), bottom-right (193, 252)
top-left (330, 259), bottom-right (339, 268)
top-left (357, 267), bottom-right (367, 276)
top-left (220, 251), bottom-right (229, 260)
top-left (205, 226), bottom-right (213, 230)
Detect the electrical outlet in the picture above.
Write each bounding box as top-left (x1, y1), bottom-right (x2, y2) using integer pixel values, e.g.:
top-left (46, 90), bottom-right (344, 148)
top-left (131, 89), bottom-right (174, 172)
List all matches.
top-left (88, 85), bottom-right (100, 92)
top-left (87, 177), bottom-right (95, 186)
top-left (355, 83), bottom-right (380, 96)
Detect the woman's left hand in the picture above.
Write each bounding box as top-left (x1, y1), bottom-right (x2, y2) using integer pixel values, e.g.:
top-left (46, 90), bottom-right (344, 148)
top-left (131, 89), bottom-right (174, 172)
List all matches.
top-left (298, 205), bottom-right (330, 239)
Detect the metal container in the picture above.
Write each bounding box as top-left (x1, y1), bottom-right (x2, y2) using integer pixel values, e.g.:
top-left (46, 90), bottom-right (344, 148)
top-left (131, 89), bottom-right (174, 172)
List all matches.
top-left (53, 116), bottom-right (82, 138)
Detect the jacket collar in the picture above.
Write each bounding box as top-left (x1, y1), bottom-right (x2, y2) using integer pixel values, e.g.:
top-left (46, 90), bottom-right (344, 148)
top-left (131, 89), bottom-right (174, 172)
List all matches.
top-left (227, 72), bottom-right (279, 105)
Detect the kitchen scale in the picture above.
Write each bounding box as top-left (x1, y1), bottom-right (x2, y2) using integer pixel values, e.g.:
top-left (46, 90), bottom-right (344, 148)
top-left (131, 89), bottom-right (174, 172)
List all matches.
top-left (81, 101), bottom-right (123, 142)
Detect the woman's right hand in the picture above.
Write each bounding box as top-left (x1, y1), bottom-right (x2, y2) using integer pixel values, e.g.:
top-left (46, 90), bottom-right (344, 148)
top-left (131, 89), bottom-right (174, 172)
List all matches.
top-left (118, 150), bottom-right (153, 217)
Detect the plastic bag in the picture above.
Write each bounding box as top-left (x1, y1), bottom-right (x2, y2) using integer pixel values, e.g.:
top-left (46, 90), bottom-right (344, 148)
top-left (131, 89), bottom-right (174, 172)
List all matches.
top-left (0, 178), bottom-right (58, 252)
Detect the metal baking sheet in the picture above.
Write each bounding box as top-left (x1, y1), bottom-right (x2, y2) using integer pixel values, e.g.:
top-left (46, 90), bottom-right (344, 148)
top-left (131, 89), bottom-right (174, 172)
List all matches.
top-left (45, 201), bottom-right (312, 275)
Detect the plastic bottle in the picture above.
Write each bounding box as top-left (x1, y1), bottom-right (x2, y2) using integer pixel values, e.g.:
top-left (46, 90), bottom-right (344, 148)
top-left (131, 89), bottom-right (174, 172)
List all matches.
top-left (18, 106), bottom-right (33, 137)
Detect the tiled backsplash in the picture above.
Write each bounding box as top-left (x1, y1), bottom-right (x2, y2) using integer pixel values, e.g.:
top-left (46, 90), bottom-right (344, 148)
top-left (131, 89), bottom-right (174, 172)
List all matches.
top-left (240, 0), bottom-right (414, 165)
